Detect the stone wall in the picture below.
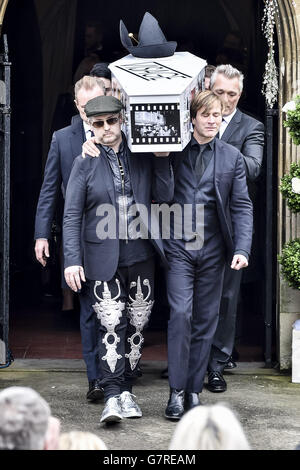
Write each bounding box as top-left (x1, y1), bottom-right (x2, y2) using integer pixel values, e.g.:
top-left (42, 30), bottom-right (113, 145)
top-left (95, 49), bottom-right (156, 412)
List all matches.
top-left (277, 0), bottom-right (300, 369)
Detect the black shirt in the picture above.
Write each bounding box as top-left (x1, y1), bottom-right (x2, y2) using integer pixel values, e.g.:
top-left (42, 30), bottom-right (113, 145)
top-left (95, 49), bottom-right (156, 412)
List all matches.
top-left (101, 138), bottom-right (155, 267)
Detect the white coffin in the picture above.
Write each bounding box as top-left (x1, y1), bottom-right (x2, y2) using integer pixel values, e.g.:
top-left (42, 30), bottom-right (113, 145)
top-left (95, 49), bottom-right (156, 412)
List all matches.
top-left (109, 52), bottom-right (206, 153)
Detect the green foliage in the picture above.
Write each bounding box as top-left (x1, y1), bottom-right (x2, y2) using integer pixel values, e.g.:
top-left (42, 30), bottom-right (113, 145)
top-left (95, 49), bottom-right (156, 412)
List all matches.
top-left (283, 95), bottom-right (300, 145)
top-left (279, 162), bottom-right (300, 213)
top-left (278, 239), bottom-right (300, 290)
top-left (279, 96), bottom-right (300, 290)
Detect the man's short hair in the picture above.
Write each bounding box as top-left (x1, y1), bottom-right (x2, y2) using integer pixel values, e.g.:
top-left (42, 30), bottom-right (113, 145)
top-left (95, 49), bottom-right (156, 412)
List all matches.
top-left (204, 65), bottom-right (216, 79)
top-left (74, 75), bottom-right (106, 100)
top-left (89, 62), bottom-right (111, 81)
top-left (0, 386), bottom-right (51, 450)
top-left (190, 90), bottom-right (224, 119)
top-left (210, 64), bottom-right (244, 93)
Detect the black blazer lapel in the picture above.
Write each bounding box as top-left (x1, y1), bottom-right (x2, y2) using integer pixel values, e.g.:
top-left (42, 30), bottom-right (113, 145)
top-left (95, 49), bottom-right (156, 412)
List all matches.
top-left (221, 108), bottom-right (242, 143)
top-left (214, 140), bottom-right (235, 258)
top-left (214, 139), bottom-right (226, 187)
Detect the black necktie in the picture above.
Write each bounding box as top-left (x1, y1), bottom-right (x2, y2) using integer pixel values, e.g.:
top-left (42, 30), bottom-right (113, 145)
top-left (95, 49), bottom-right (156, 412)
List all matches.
top-left (195, 144), bottom-right (207, 180)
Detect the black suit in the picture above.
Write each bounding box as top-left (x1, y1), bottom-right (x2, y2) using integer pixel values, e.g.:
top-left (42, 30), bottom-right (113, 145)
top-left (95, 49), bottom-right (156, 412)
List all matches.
top-left (208, 108), bottom-right (264, 372)
top-left (63, 142), bottom-right (173, 398)
top-left (63, 147), bottom-right (171, 279)
top-left (34, 115), bottom-right (84, 239)
top-left (219, 108), bottom-right (264, 181)
top-left (34, 115), bottom-right (102, 383)
top-left (165, 137), bottom-right (253, 392)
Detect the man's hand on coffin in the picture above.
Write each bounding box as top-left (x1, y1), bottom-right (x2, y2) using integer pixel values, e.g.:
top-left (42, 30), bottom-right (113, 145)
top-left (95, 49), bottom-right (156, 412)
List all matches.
top-left (64, 265), bottom-right (86, 292)
top-left (82, 137), bottom-right (100, 158)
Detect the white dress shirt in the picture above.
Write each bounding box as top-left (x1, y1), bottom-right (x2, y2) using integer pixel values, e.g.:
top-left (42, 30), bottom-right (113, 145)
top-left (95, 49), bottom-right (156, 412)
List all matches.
top-left (219, 108), bottom-right (237, 139)
top-left (83, 121), bottom-right (94, 141)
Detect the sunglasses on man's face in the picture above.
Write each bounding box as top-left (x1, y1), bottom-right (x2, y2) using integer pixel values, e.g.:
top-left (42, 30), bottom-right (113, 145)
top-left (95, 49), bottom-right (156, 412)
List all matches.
top-left (91, 116), bottom-right (119, 128)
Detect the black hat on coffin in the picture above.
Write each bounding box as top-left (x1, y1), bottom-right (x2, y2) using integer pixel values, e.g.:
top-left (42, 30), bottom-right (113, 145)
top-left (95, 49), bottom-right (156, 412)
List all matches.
top-left (120, 12), bottom-right (177, 58)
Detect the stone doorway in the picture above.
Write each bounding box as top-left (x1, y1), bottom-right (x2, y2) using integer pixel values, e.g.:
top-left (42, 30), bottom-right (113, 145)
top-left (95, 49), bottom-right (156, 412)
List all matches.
top-left (0, 0), bottom-right (298, 365)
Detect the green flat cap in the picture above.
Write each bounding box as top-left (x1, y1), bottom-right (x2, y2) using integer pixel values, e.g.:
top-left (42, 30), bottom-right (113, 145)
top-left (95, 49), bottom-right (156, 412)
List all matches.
top-left (85, 95), bottom-right (123, 117)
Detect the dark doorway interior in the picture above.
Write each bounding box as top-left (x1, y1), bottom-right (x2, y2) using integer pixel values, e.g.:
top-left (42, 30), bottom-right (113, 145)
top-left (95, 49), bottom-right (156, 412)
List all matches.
top-left (4, 0), bottom-right (271, 361)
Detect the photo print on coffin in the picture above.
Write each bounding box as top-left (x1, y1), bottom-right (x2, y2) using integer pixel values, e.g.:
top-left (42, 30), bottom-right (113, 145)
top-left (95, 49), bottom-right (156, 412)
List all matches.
top-left (131, 103), bottom-right (181, 145)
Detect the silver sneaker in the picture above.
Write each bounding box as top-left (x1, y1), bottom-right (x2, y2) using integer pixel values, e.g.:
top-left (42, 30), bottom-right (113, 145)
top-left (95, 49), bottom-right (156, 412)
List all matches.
top-left (120, 391), bottom-right (142, 418)
top-left (100, 396), bottom-right (123, 423)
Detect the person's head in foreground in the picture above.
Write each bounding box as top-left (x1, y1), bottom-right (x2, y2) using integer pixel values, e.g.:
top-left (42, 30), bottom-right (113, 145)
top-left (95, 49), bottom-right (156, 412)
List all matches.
top-left (169, 403), bottom-right (250, 450)
top-left (59, 431), bottom-right (107, 450)
top-left (0, 386), bottom-right (60, 450)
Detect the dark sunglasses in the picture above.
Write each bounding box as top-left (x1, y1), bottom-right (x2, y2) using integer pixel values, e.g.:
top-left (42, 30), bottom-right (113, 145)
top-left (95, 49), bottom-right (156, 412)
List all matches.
top-left (91, 116), bottom-right (119, 128)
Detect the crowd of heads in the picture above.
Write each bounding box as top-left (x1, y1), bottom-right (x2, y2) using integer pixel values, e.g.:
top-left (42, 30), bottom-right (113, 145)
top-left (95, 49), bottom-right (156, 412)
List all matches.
top-left (0, 385), bottom-right (252, 451)
top-left (0, 386), bottom-right (107, 451)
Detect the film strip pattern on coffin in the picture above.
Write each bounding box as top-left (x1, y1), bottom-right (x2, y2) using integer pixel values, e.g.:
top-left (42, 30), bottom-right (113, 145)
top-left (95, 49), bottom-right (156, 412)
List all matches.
top-left (130, 103), bottom-right (181, 145)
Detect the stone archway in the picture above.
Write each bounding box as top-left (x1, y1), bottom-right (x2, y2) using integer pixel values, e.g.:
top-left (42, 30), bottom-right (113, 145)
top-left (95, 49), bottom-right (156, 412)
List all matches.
top-left (0, 0), bottom-right (298, 368)
top-left (276, 0), bottom-right (300, 368)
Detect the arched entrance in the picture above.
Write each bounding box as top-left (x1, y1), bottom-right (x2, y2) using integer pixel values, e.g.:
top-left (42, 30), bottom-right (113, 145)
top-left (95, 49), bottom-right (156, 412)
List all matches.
top-left (0, 0), bottom-right (298, 367)
top-left (276, 0), bottom-right (300, 369)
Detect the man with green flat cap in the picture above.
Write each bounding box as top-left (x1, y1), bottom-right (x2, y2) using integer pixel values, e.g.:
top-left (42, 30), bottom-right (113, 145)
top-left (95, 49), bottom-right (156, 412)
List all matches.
top-left (63, 95), bottom-right (173, 424)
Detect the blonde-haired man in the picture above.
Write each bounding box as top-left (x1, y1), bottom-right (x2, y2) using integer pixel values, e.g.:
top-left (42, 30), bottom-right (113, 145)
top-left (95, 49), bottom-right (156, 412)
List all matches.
top-left (164, 90), bottom-right (253, 419)
top-left (74, 76), bottom-right (106, 119)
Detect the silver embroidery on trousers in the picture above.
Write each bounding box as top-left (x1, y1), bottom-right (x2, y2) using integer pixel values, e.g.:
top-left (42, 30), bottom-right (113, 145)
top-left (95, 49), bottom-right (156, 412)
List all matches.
top-left (125, 276), bottom-right (154, 370)
top-left (92, 280), bottom-right (125, 373)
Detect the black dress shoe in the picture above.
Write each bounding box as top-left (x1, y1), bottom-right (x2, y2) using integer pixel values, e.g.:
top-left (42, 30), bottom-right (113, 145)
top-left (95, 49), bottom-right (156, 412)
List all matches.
top-left (207, 371), bottom-right (227, 393)
top-left (224, 357), bottom-right (237, 369)
top-left (184, 392), bottom-right (202, 411)
top-left (86, 379), bottom-right (104, 401)
top-left (161, 367), bottom-right (169, 379)
top-left (165, 389), bottom-right (185, 420)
